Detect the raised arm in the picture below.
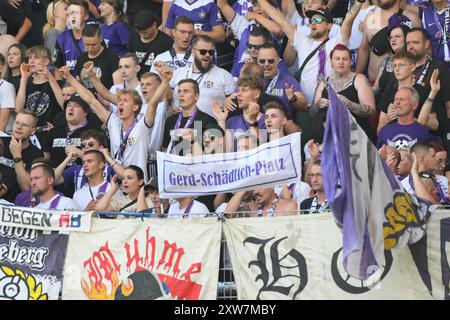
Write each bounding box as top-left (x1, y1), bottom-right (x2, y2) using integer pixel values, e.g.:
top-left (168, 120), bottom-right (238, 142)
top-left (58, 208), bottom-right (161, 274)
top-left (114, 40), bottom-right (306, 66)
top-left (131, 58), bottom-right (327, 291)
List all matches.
top-left (355, 16), bottom-right (370, 74)
top-left (147, 63), bottom-right (173, 127)
top-left (46, 68), bottom-right (64, 109)
top-left (246, 12), bottom-right (283, 38)
top-left (95, 176), bottom-right (119, 211)
top-left (14, 63), bottom-right (32, 113)
top-left (59, 65), bottom-right (111, 123)
top-left (216, 0), bottom-right (236, 23)
top-left (195, 25), bottom-right (226, 43)
top-left (257, 0), bottom-right (296, 41)
top-left (417, 69), bottom-right (439, 131)
top-left (341, 0), bottom-right (363, 43)
top-left (84, 61), bottom-right (119, 105)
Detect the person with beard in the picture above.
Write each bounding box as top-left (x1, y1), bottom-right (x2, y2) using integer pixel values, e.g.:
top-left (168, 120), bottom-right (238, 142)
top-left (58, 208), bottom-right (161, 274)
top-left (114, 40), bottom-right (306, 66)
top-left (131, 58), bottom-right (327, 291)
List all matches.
top-left (257, 0), bottom-right (363, 107)
top-left (169, 35), bottom-right (235, 119)
top-left (29, 163), bottom-right (76, 210)
top-left (300, 160), bottom-right (328, 214)
top-left (356, 0), bottom-right (421, 83)
top-left (406, 0), bottom-right (450, 66)
top-left (217, 0), bottom-right (285, 79)
top-left (54, 0), bottom-right (90, 75)
top-left (0, 110), bottom-right (43, 202)
top-left (248, 187), bottom-right (297, 217)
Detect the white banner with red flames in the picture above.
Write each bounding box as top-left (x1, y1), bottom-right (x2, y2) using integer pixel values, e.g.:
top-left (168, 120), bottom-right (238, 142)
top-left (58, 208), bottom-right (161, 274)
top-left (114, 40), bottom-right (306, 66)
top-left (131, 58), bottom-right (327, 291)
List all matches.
top-left (61, 217), bottom-right (221, 300)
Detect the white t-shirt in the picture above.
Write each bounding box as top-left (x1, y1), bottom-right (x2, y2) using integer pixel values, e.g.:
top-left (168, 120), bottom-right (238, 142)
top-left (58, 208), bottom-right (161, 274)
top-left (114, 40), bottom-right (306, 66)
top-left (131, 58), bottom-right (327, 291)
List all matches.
top-left (292, 31), bottom-right (346, 105)
top-left (150, 50), bottom-right (194, 75)
top-left (36, 194), bottom-right (78, 210)
top-left (107, 114), bottom-right (153, 181)
top-left (109, 82), bottom-right (144, 115)
top-left (170, 65), bottom-right (235, 118)
top-left (402, 174), bottom-right (449, 197)
top-left (0, 79), bottom-right (16, 133)
top-left (73, 180), bottom-right (111, 211)
top-left (139, 100), bottom-right (170, 160)
top-left (167, 199), bottom-right (209, 218)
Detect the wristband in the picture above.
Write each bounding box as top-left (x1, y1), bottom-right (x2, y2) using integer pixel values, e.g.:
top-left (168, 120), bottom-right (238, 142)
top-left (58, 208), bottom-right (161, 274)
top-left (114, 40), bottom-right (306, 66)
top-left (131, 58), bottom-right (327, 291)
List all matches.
top-left (289, 95), bottom-right (297, 103)
top-left (427, 97), bottom-right (435, 102)
top-left (250, 121), bottom-right (259, 127)
top-left (357, 0), bottom-right (365, 3)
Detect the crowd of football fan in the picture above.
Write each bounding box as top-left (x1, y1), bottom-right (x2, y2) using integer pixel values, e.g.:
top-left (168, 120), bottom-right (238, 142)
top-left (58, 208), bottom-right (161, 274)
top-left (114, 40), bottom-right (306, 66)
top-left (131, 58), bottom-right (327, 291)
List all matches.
top-left (0, 0), bottom-right (448, 216)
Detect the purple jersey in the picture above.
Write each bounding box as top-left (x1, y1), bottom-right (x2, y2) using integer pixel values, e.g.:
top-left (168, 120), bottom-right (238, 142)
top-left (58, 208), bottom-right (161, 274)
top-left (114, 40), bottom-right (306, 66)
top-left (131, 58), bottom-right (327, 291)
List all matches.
top-left (55, 30), bottom-right (85, 74)
top-left (101, 22), bottom-right (131, 57)
top-left (421, 5), bottom-right (450, 64)
top-left (166, 0), bottom-right (224, 31)
top-left (63, 163), bottom-right (115, 191)
top-left (264, 72), bottom-right (301, 117)
top-left (232, 0), bottom-right (254, 15)
top-left (226, 114), bottom-right (265, 151)
top-left (377, 121), bottom-right (432, 149)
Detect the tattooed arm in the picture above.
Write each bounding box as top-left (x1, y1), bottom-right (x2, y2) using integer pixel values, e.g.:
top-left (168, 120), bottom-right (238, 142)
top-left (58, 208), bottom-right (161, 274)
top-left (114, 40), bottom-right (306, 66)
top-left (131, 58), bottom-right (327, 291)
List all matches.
top-left (340, 73), bottom-right (375, 117)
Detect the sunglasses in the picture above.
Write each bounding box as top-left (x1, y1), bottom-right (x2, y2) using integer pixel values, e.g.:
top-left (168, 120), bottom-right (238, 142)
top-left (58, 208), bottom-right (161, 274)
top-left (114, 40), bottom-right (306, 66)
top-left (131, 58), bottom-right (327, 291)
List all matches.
top-left (204, 135), bottom-right (216, 141)
top-left (194, 48), bottom-right (216, 56)
top-left (308, 17), bottom-right (325, 24)
top-left (418, 172), bottom-right (437, 183)
top-left (81, 141), bottom-right (96, 148)
top-left (247, 43), bottom-right (262, 51)
top-left (258, 58), bottom-right (275, 65)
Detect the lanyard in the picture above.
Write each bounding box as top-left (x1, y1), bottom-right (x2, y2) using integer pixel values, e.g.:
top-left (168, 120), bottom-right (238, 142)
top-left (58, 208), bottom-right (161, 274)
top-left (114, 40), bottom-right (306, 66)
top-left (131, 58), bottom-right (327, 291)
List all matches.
top-left (186, 65), bottom-right (206, 87)
top-left (432, 5), bottom-right (450, 61)
top-left (265, 71), bottom-right (280, 95)
top-left (170, 48), bottom-right (191, 68)
top-left (182, 200), bottom-right (194, 217)
top-left (88, 180), bottom-right (109, 200)
top-left (168, 107), bottom-right (198, 153)
top-left (257, 198), bottom-right (279, 217)
top-left (50, 195), bottom-right (62, 209)
top-left (415, 59), bottom-right (431, 86)
top-left (117, 118), bottom-right (138, 161)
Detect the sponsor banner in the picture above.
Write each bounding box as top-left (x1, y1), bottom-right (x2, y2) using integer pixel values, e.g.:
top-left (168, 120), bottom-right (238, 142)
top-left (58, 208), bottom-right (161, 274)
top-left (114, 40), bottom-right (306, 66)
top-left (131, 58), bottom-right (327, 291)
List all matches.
top-left (223, 213), bottom-right (435, 299)
top-left (0, 226), bottom-right (69, 300)
top-left (157, 133), bottom-right (301, 198)
top-left (62, 217), bottom-right (221, 300)
top-left (0, 205), bottom-right (92, 232)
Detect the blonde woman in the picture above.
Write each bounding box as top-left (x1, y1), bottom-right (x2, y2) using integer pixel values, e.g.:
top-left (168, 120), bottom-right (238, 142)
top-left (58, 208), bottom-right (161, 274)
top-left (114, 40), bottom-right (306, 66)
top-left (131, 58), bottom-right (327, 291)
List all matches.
top-left (43, 0), bottom-right (68, 57)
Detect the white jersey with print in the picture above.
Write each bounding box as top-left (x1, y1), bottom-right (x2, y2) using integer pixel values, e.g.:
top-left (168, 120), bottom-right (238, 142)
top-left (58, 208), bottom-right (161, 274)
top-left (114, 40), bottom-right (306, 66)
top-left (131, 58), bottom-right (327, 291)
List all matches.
top-left (73, 180), bottom-right (112, 211)
top-left (0, 79), bottom-right (16, 133)
top-left (36, 194), bottom-right (78, 210)
top-left (107, 114), bottom-right (153, 181)
top-left (150, 50), bottom-right (194, 75)
top-left (167, 200), bottom-right (209, 218)
top-left (170, 64), bottom-right (235, 118)
top-left (292, 31), bottom-right (346, 105)
top-left (139, 100), bottom-right (170, 160)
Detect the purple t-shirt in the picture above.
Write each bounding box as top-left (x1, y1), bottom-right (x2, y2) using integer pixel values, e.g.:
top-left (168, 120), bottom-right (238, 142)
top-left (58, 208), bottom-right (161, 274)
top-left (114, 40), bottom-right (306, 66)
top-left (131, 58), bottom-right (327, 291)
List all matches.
top-left (421, 5), bottom-right (450, 65)
top-left (265, 72), bottom-right (301, 117)
top-left (226, 114), bottom-right (265, 151)
top-left (101, 22), bottom-right (131, 57)
top-left (166, 0), bottom-right (223, 31)
top-left (377, 121), bottom-right (432, 149)
top-left (55, 30), bottom-right (85, 74)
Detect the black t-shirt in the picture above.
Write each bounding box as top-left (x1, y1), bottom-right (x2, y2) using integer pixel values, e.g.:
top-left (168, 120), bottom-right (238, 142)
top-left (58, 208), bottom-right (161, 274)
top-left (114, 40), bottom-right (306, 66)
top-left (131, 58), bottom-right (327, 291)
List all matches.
top-left (0, 0), bottom-right (30, 36)
top-left (44, 120), bottom-right (99, 168)
top-left (7, 75), bottom-right (22, 94)
top-left (24, 79), bottom-right (64, 128)
top-left (128, 30), bottom-right (173, 77)
top-left (414, 59), bottom-right (450, 139)
top-left (0, 137), bottom-right (43, 202)
top-left (162, 109), bottom-right (218, 152)
top-left (22, 0), bottom-right (50, 47)
top-left (75, 48), bottom-right (119, 90)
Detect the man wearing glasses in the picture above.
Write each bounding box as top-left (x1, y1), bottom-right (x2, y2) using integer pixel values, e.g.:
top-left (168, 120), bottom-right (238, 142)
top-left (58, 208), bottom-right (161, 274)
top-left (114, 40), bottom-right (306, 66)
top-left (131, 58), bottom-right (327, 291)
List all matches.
top-left (257, 0), bottom-right (363, 107)
top-left (151, 16), bottom-right (195, 75)
top-left (0, 110), bottom-right (43, 202)
top-left (170, 35), bottom-right (235, 118)
top-left (217, 0), bottom-right (285, 79)
top-left (300, 160), bottom-right (328, 214)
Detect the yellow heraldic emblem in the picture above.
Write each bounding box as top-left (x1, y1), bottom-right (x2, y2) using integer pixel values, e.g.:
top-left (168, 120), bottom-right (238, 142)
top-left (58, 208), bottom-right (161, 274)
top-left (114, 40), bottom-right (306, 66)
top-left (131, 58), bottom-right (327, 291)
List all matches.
top-left (0, 266), bottom-right (48, 300)
top-left (383, 192), bottom-right (420, 250)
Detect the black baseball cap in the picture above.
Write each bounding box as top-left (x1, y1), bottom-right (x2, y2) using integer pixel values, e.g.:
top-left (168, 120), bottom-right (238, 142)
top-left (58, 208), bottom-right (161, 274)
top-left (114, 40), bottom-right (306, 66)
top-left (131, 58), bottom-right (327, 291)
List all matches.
top-left (305, 9), bottom-right (333, 23)
top-left (64, 94), bottom-right (89, 112)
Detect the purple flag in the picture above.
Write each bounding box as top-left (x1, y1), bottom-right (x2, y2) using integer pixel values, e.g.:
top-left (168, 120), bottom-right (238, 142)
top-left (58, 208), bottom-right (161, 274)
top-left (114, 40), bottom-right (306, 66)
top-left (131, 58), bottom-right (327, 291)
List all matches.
top-left (322, 85), bottom-right (432, 280)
